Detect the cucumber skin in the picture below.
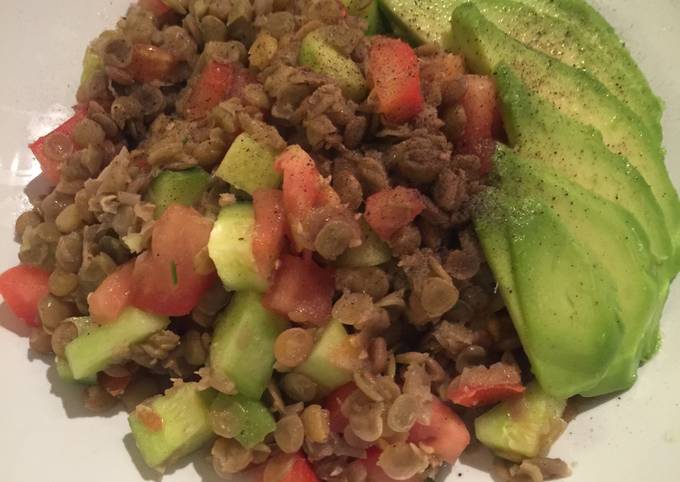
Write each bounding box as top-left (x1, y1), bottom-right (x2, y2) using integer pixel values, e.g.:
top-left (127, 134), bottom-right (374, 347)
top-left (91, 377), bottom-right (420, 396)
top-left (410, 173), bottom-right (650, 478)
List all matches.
top-left (210, 393), bottom-right (276, 449)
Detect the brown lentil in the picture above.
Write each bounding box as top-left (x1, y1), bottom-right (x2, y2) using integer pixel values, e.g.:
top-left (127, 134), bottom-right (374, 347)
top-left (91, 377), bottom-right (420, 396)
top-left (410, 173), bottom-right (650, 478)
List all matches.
top-left (274, 328), bottom-right (314, 368)
top-left (301, 404), bottom-right (330, 444)
top-left (29, 327), bottom-right (53, 354)
top-left (48, 270), bottom-right (79, 297)
top-left (274, 414), bottom-right (305, 454)
top-left (39, 295), bottom-right (76, 333)
top-left (212, 438), bottom-right (253, 476)
top-left (281, 372), bottom-right (318, 403)
top-left (83, 385), bottom-right (117, 413)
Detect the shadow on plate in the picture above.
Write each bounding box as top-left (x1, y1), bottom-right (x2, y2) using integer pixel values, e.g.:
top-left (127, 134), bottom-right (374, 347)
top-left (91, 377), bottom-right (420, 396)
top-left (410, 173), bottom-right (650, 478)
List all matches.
top-left (458, 441), bottom-right (504, 482)
top-left (122, 432), bottom-right (164, 482)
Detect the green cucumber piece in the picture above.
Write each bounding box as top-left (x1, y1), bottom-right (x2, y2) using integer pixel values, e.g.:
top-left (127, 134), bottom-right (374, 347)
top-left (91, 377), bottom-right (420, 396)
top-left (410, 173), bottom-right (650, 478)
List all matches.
top-left (129, 383), bottom-right (217, 470)
top-left (210, 291), bottom-right (289, 399)
top-left (64, 307), bottom-right (170, 381)
top-left (209, 393), bottom-right (276, 449)
top-left (148, 167), bottom-right (210, 218)
top-left (336, 220), bottom-right (391, 268)
top-left (299, 29), bottom-right (368, 102)
top-left (343, 0), bottom-right (386, 34)
top-left (214, 133), bottom-right (281, 195)
top-left (475, 382), bottom-right (566, 462)
top-left (55, 357), bottom-right (97, 385)
top-left (208, 203), bottom-right (268, 292)
top-left (295, 319), bottom-right (353, 393)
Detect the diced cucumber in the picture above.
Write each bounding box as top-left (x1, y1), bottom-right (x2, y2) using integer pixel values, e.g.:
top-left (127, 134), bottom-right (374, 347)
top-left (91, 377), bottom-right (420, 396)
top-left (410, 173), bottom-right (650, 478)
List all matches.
top-left (64, 307), bottom-right (170, 381)
top-left (295, 319), bottom-right (353, 393)
top-left (129, 383), bottom-right (217, 471)
top-left (210, 291), bottom-right (289, 399)
top-left (475, 382), bottom-right (567, 462)
top-left (208, 203), bottom-right (268, 292)
top-left (214, 133), bottom-right (281, 195)
top-left (148, 167), bottom-right (211, 217)
top-left (336, 220), bottom-right (391, 268)
top-left (55, 357), bottom-right (97, 385)
top-left (299, 29), bottom-right (368, 102)
top-left (342, 0), bottom-right (386, 34)
top-left (209, 393), bottom-right (276, 449)
top-left (80, 48), bottom-right (103, 86)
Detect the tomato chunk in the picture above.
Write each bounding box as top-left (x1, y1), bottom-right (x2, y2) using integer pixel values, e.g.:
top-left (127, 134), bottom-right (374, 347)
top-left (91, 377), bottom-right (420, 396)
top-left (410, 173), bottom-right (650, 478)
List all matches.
top-left (253, 189), bottom-right (286, 280)
top-left (88, 262), bottom-right (134, 324)
top-left (127, 44), bottom-right (177, 84)
top-left (361, 447), bottom-right (424, 482)
top-left (131, 204), bottom-right (215, 316)
top-left (367, 37), bottom-right (424, 123)
top-left (447, 362), bottom-right (525, 408)
top-left (0, 265), bottom-right (50, 327)
top-left (28, 108), bottom-right (86, 184)
top-left (364, 186), bottom-right (425, 241)
top-left (324, 382), bottom-right (357, 433)
top-left (98, 372), bottom-right (132, 397)
top-left (408, 397), bottom-right (470, 464)
top-left (184, 61), bottom-right (236, 120)
top-left (138, 0), bottom-right (172, 18)
top-left (258, 453), bottom-right (319, 482)
top-left (458, 75), bottom-right (501, 175)
top-left (263, 253), bottom-right (334, 326)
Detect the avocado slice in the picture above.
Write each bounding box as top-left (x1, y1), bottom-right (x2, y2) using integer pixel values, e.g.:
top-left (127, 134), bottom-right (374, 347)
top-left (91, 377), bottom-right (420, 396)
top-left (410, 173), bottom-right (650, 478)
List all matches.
top-left (475, 382), bottom-right (566, 462)
top-left (64, 307), bottom-right (170, 381)
top-left (294, 319), bottom-right (353, 393)
top-left (210, 291), bottom-right (289, 399)
top-left (214, 133), bottom-right (281, 195)
top-left (209, 393), bottom-right (276, 449)
top-left (450, 3), bottom-right (680, 261)
top-left (208, 203), bottom-right (268, 292)
top-left (148, 167), bottom-right (210, 218)
top-left (335, 220), bottom-right (391, 268)
top-left (129, 383), bottom-right (217, 471)
top-left (298, 29), bottom-right (368, 102)
top-left (492, 64), bottom-right (673, 274)
top-left (378, 0), bottom-right (458, 48)
top-left (494, 146), bottom-right (662, 396)
top-left (342, 0), bottom-right (385, 34)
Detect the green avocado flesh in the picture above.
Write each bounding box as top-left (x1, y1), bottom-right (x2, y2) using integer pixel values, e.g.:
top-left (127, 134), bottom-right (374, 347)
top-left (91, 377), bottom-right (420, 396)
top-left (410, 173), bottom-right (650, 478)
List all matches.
top-left (298, 29), bottom-right (368, 102)
top-left (295, 319), bottom-right (353, 393)
top-left (209, 291), bottom-right (289, 399)
top-left (379, 0), bottom-right (458, 48)
top-left (209, 394), bottom-right (276, 449)
top-left (475, 382), bottom-right (566, 462)
top-left (148, 167), bottom-right (210, 218)
top-left (450, 3), bottom-right (680, 260)
top-left (129, 383), bottom-right (217, 470)
top-left (65, 307), bottom-right (170, 381)
top-left (214, 132), bottom-right (281, 195)
top-left (208, 203), bottom-right (267, 292)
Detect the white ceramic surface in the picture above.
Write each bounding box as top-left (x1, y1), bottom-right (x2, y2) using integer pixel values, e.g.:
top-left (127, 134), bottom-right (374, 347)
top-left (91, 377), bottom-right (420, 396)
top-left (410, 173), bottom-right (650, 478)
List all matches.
top-left (0, 1), bottom-right (678, 481)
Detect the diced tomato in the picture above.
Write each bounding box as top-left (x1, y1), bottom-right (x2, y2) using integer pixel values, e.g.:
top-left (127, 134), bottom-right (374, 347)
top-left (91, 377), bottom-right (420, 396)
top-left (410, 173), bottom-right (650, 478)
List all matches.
top-left (88, 262), bottom-right (134, 324)
top-left (185, 61), bottom-right (236, 120)
top-left (138, 0), bottom-right (172, 18)
top-left (458, 75), bottom-right (502, 175)
top-left (364, 186), bottom-right (425, 241)
top-left (408, 397), bottom-right (470, 464)
top-left (361, 447), bottom-right (424, 482)
top-left (253, 189), bottom-right (286, 280)
top-left (447, 362), bottom-right (525, 408)
top-left (98, 372), bottom-right (132, 397)
top-left (324, 382), bottom-right (357, 433)
top-left (258, 453), bottom-right (319, 482)
top-left (131, 204), bottom-right (215, 316)
top-left (367, 37), bottom-right (424, 124)
top-left (127, 44), bottom-right (177, 84)
top-left (263, 253), bottom-right (334, 326)
top-left (0, 265), bottom-right (50, 327)
top-left (28, 107), bottom-right (87, 184)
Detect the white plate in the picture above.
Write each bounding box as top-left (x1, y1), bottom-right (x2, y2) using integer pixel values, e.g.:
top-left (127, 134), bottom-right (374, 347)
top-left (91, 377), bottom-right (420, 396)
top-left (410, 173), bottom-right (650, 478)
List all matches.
top-left (0, 1), bottom-right (679, 481)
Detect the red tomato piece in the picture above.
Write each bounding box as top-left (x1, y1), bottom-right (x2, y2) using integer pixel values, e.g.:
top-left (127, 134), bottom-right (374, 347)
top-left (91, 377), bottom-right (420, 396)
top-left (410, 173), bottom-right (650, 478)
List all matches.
top-left (364, 186), bottom-right (425, 241)
top-left (458, 75), bottom-right (502, 175)
top-left (88, 262), bottom-right (134, 324)
top-left (127, 44), bottom-right (177, 84)
top-left (185, 61), bottom-right (235, 120)
top-left (131, 204), bottom-right (215, 316)
top-left (98, 372), bottom-right (132, 397)
top-left (324, 382), bottom-right (357, 433)
top-left (408, 397), bottom-right (470, 464)
top-left (263, 253), bottom-right (334, 326)
top-left (138, 0), bottom-right (172, 17)
top-left (361, 447), bottom-right (424, 482)
top-left (258, 453), bottom-right (319, 482)
top-left (368, 37), bottom-right (424, 124)
top-left (28, 108), bottom-right (86, 184)
top-left (447, 362), bottom-right (525, 408)
top-left (0, 265), bottom-right (50, 327)
top-left (253, 189), bottom-right (286, 280)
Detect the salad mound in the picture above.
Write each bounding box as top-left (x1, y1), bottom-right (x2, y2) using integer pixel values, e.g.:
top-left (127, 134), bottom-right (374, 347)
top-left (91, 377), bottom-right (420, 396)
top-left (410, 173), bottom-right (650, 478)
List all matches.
top-left (1, 1), bottom-right (676, 482)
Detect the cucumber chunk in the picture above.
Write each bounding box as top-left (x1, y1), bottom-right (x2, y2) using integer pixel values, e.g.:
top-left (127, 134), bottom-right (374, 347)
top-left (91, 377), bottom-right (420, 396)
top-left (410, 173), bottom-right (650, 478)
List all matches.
top-left (55, 357), bottom-right (97, 385)
top-left (209, 393), bottom-right (276, 449)
top-left (129, 382), bottom-right (217, 471)
top-left (208, 203), bottom-right (268, 292)
top-left (214, 133), bottom-right (281, 195)
top-left (148, 167), bottom-right (210, 217)
top-left (336, 221), bottom-right (391, 268)
top-left (80, 48), bottom-right (103, 86)
top-left (64, 307), bottom-right (170, 381)
top-left (210, 291), bottom-right (289, 399)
